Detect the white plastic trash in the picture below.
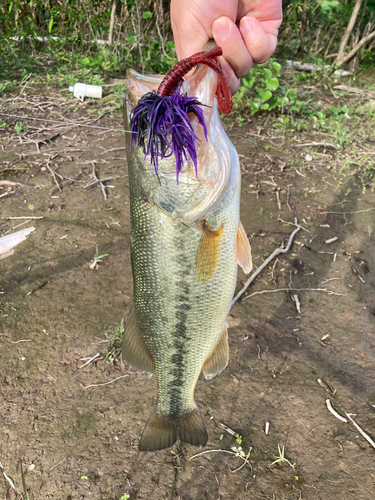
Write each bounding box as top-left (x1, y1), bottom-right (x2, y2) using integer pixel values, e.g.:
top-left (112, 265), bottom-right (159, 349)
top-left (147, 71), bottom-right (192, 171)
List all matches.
top-left (69, 83), bottom-right (102, 101)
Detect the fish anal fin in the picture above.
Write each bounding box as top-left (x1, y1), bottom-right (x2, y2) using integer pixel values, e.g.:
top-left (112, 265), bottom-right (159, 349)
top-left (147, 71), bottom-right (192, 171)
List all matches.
top-left (237, 221), bottom-right (252, 274)
top-left (139, 407), bottom-right (207, 451)
top-left (202, 325), bottom-right (229, 380)
top-left (121, 305), bottom-right (154, 377)
top-left (196, 222), bottom-right (223, 283)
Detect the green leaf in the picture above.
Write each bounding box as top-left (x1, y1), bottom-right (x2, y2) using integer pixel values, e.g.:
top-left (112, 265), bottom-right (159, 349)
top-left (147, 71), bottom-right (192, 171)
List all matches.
top-left (166, 41), bottom-right (175, 49)
top-left (128, 35), bottom-right (136, 44)
top-left (48, 17), bottom-right (54, 33)
top-left (142, 11), bottom-right (152, 19)
top-left (257, 88), bottom-right (272, 102)
top-left (266, 77), bottom-right (279, 91)
top-left (248, 76), bottom-right (256, 88)
top-left (263, 68), bottom-right (272, 79)
top-left (271, 61), bottom-right (282, 73)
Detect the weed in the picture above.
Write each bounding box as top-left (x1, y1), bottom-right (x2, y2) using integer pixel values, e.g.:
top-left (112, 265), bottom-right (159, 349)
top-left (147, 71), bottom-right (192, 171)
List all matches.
top-left (105, 319), bottom-right (125, 363)
top-left (89, 245), bottom-right (109, 270)
top-left (236, 435), bottom-right (243, 445)
top-left (232, 59), bottom-right (303, 125)
top-left (20, 461), bottom-right (29, 500)
top-left (15, 121), bottom-right (28, 134)
top-left (120, 494), bottom-right (130, 500)
top-left (271, 444), bottom-right (296, 470)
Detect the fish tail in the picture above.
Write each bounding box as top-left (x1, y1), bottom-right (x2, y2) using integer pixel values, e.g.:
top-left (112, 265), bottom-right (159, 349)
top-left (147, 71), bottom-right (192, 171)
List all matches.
top-left (139, 406), bottom-right (208, 451)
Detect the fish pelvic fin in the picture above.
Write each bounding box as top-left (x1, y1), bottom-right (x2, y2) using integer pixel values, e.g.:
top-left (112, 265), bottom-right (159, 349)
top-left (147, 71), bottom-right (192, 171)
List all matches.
top-left (195, 222), bottom-right (223, 283)
top-left (202, 325), bottom-right (229, 380)
top-left (121, 305), bottom-right (154, 377)
top-left (237, 220), bottom-right (252, 274)
top-left (139, 406), bottom-right (208, 452)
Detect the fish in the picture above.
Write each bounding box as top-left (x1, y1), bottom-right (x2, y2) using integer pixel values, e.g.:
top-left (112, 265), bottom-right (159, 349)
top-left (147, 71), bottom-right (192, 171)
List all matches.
top-left (122, 61), bottom-right (252, 452)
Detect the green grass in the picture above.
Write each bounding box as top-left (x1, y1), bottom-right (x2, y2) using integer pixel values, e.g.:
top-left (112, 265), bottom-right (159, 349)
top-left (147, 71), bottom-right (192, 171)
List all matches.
top-left (105, 319), bottom-right (125, 364)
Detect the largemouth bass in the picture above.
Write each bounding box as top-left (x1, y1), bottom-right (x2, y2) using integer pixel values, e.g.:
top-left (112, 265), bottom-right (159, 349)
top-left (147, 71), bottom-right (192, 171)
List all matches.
top-left (122, 63), bottom-right (252, 452)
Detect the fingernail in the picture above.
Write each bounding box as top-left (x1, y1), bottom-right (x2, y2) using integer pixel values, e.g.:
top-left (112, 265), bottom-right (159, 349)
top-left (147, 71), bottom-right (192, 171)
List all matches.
top-left (241, 16), bottom-right (254, 34)
top-left (213, 18), bottom-right (230, 40)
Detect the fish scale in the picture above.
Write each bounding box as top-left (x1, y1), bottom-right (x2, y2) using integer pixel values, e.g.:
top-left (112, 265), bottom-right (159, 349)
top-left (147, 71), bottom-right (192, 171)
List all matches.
top-left (122, 63), bottom-right (252, 451)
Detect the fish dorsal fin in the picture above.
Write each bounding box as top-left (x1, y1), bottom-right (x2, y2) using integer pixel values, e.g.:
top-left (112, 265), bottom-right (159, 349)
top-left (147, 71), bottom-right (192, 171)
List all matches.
top-left (237, 221), bottom-right (252, 274)
top-left (202, 325), bottom-right (229, 380)
top-left (121, 305), bottom-right (154, 377)
top-left (195, 222), bottom-right (223, 283)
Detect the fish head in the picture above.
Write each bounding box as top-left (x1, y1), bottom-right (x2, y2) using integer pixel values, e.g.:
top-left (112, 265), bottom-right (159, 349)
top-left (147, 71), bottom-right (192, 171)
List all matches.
top-left (125, 64), bottom-right (238, 225)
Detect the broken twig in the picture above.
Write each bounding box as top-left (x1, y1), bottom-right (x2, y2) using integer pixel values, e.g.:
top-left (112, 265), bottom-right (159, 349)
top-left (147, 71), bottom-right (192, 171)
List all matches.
top-left (326, 399), bottom-right (347, 423)
top-left (345, 412), bottom-right (375, 449)
top-left (231, 218), bottom-right (302, 305)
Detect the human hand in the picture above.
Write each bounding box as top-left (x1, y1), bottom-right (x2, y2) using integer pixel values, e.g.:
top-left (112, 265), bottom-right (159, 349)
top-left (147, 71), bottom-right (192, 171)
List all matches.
top-left (170, 0), bottom-right (282, 95)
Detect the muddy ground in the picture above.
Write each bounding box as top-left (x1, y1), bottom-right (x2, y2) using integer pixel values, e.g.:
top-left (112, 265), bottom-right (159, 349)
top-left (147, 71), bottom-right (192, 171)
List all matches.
top-left (1, 80), bottom-right (375, 500)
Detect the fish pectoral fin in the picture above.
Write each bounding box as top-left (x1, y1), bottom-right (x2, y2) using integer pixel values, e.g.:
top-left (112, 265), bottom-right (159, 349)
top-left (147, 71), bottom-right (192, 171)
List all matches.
top-left (195, 222), bottom-right (223, 283)
top-left (121, 305), bottom-right (154, 377)
top-left (237, 220), bottom-right (252, 274)
top-left (139, 405), bottom-right (207, 452)
top-left (202, 325), bottom-right (229, 380)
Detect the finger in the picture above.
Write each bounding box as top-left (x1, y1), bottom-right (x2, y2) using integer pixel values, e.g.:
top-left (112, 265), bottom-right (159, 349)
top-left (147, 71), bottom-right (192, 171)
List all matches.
top-left (239, 16), bottom-right (279, 64)
top-left (219, 57), bottom-right (241, 96)
top-left (212, 16), bottom-right (254, 79)
top-left (170, 4), bottom-right (209, 61)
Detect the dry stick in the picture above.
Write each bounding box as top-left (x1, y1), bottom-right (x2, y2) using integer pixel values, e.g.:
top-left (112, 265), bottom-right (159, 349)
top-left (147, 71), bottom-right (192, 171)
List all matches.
top-left (79, 353), bottom-right (100, 369)
top-left (84, 374), bottom-right (129, 390)
top-left (335, 0), bottom-right (363, 65)
top-left (231, 219), bottom-right (302, 306)
top-left (275, 189), bottom-right (282, 211)
top-left (0, 462), bottom-right (16, 491)
top-left (0, 180), bottom-right (36, 189)
top-left (47, 166), bottom-right (62, 192)
top-left (345, 413), bottom-right (375, 449)
top-left (0, 113), bottom-right (127, 132)
top-left (321, 208), bottom-right (375, 215)
top-left (49, 457), bottom-right (67, 472)
top-left (87, 163), bottom-right (110, 200)
top-left (197, 466), bottom-right (220, 485)
top-left (0, 191), bottom-right (14, 198)
top-left (336, 29), bottom-right (375, 67)
top-left (190, 449), bottom-right (251, 474)
top-left (100, 147), bottom-right (126, 155)
top-left (220, 422), bottom-right (240, 438)
top-left (108, 0), bottom-right (118, 48)
top-left (286, 185), bottom-right (292, 212)
top-left (295, 141), bottom-right (337, 149)
top-left (242, 288), bottom-right (346, 302)
top-left (2, 216), bottom-right (44, 220)
top-left (326, 399), bottom-right (347, 423)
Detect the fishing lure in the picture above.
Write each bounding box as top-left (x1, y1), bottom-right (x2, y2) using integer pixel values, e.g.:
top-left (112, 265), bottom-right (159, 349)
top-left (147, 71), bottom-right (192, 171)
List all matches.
top-left (130, 46), bottom-right (232, 181)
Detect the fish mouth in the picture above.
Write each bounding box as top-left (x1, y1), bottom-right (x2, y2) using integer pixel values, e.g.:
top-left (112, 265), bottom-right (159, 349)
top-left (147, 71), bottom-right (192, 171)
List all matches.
top-left (126, 65), bottom-right (236, 225)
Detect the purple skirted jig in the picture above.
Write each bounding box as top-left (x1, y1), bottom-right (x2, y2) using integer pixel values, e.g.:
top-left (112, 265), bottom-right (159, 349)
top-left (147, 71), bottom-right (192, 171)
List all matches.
top-left (130, 46), bottom-right (232, 182)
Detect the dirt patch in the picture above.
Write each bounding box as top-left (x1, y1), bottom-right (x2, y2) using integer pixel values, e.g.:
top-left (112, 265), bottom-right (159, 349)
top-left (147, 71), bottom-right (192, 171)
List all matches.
top-left (1, 85), bottom-right (375, 500)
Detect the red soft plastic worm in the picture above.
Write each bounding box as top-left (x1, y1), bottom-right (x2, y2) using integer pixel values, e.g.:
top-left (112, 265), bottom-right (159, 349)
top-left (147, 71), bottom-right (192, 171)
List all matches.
top-left (157, 46), bottom-right (232, 114)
